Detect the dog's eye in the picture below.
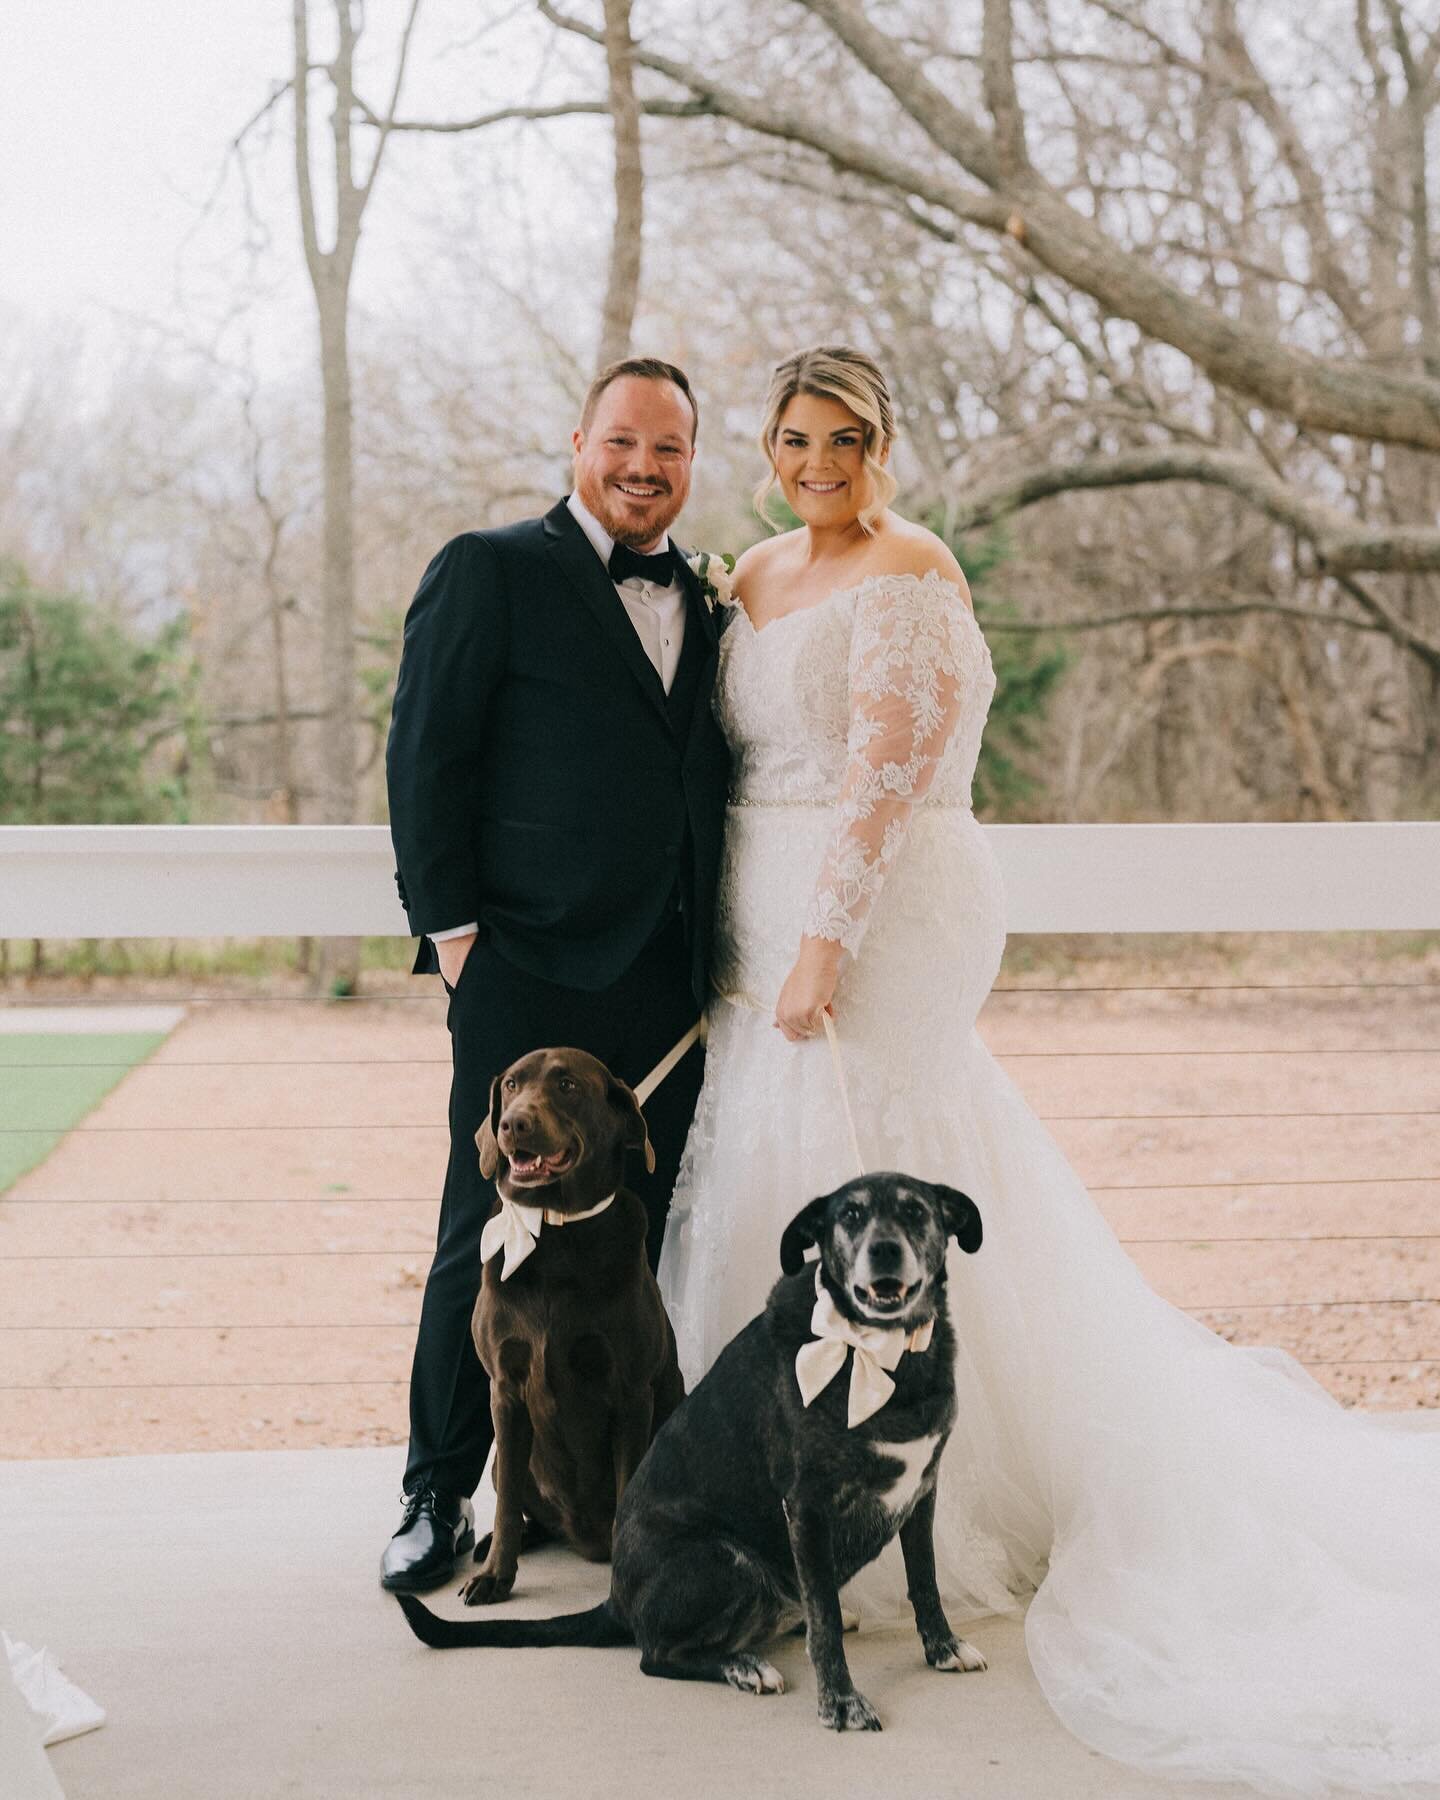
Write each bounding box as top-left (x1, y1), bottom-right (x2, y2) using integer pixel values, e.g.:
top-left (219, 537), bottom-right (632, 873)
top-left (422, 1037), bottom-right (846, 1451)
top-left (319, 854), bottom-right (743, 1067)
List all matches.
top-left (901, 1201), bottom-right (926, 1227)
top-left (557, 1076), bottom-right (577, 1092)
top-left (504, 1077), bottom-right (517, 1091)
top-left (840, 1204), bottom-right (865, 1228)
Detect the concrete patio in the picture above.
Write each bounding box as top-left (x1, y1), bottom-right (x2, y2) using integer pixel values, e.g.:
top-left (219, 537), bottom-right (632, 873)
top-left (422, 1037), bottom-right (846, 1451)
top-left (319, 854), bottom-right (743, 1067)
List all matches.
top-left (1, 1445), bottom-right (1297, 1800)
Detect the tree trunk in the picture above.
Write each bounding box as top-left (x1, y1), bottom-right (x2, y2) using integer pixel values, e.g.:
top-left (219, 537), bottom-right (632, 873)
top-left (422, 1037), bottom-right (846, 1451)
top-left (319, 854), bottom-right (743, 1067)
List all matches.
top-left (596, 0), bottom-right (643, 368)
top-left (315, 268), bottom-right (357, 830)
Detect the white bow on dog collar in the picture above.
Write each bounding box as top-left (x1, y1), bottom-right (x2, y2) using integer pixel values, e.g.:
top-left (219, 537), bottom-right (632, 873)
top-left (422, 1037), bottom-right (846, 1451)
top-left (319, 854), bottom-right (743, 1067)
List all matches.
top-left (480, 1193), bottom-right (615, 1281)
top-left (794, 1268), bottom-right (935, 1428)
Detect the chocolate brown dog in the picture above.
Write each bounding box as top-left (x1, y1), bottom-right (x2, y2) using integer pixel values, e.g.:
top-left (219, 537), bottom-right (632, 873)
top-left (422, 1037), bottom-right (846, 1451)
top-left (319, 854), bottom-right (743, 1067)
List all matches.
top-left (461, 1046), bottom-right (685, 1605)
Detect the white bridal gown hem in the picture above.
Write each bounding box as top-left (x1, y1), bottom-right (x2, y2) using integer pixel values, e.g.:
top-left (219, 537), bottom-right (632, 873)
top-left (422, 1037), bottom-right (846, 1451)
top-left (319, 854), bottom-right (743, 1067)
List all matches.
top-left (658, 571), bottom-right (1440, 1796)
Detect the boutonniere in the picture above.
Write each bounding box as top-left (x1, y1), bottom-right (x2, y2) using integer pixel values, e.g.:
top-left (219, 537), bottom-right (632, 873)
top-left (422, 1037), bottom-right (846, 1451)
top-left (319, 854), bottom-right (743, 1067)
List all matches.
top-left (685, 549), bottom-right (737, 613)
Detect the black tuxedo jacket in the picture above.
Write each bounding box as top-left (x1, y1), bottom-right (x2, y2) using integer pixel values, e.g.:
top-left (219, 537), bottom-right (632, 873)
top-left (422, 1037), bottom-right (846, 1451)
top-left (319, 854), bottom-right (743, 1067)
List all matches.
top-left (385, 498), bottom-right (731, 1004)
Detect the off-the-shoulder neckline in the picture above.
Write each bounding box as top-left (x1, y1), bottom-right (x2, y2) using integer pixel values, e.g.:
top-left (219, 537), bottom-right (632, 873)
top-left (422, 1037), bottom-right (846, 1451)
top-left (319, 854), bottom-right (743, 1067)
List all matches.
top-left (730, 568), bottom-right (977, 638)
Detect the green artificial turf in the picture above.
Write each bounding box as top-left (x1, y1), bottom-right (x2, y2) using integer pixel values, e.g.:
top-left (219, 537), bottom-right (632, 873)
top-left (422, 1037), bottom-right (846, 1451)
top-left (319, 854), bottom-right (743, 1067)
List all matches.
top-left (0, 1034), bottom-right (168, 1194)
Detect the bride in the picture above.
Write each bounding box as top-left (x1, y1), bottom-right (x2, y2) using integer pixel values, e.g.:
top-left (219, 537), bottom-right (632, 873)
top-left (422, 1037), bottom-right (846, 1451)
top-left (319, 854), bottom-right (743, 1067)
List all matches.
top-left (657, 344), bottom-right (1440, 1791)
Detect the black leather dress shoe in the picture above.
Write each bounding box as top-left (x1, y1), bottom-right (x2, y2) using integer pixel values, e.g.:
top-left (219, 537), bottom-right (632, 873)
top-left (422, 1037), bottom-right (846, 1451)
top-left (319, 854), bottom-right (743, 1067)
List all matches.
top-left (379, 1488), bottom-right (475, 1593)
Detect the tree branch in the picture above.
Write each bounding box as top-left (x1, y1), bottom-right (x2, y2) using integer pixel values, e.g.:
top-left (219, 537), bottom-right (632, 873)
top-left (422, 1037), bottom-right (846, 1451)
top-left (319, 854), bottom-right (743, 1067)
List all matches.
top-left (358, 0), bottom-right (423, 210)
top-left (1209, 0), bottom-right (1368, 337)
top-left (948, 443), bottom-right (1440, 577)
top-left (1329, 569), bottom-right (1440, 671)
top-left (355, 95), bottom-right (708, 131)
top-left (232, 78), bottom-right (298, 154)
top-left (983, 600), bottom-right (1384, 636)
top-left (535, 1), bottom-right (1011, 232)
top-left (1080, 1), bottom-right (1210, 82)
top-left (332, 0), bottom-right (360, 270)
top-left (981, 0), bottom-right (1029, 177)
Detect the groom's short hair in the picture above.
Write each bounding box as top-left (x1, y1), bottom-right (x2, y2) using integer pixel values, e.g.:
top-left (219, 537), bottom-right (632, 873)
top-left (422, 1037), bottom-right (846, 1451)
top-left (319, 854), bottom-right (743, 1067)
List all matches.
top-left (580, 357), bottom-right (699, 443)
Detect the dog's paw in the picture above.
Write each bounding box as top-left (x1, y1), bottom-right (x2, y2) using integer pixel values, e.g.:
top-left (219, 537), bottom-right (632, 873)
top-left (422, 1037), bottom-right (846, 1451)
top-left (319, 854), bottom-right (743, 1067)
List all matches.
top-left (926, 1634), bottom-right (987, 1673)
top-left (819, 1689), bottom-right (882, 1732)
top-left (459, 1568), bottom-right (515, 1606)
top-left (722, 1654), bottom-right (786, 1695)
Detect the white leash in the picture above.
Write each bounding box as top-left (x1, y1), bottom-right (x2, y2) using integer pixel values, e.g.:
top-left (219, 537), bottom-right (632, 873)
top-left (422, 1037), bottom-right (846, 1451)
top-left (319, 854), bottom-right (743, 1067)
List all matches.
top-left (820, 1010), bottom-right (866, 1178)
top-left (632, 1015), bottom-right (707, 1108)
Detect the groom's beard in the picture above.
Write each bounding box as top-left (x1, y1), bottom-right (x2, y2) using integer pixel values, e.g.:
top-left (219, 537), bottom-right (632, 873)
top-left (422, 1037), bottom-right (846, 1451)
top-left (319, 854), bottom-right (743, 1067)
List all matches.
top-left (576, 465), bottom-right (685, 551)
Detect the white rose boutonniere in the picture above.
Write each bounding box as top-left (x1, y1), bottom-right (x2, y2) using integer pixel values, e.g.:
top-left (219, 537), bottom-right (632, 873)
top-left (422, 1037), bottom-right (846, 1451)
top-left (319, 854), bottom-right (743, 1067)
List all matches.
top-left (686, 549), bottom-right (736, 612)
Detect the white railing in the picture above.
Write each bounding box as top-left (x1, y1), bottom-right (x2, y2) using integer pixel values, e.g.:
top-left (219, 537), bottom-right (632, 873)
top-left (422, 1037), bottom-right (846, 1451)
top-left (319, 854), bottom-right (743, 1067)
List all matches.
top-left (1, 821), bottom-right (1437, 936)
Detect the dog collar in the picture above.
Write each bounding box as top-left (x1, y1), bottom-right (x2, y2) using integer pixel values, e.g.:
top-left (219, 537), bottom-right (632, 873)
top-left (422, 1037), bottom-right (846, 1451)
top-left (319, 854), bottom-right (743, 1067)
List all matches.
top-left (480, 1192), bottom-right (616, 1281)
top-left (795, 1267), bottom-right (934, 1428)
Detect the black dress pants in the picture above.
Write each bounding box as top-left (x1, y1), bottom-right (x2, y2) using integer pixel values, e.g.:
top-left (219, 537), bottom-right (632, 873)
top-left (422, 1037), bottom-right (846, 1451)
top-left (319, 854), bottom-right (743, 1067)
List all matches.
top-left (401, 917), bottom-right (705, 1498)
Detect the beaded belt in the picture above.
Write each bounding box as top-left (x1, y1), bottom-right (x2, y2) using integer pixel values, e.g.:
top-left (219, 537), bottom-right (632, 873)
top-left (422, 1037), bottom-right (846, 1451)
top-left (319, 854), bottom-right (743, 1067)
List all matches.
top-left (728, 796), bottom-right (972, 812)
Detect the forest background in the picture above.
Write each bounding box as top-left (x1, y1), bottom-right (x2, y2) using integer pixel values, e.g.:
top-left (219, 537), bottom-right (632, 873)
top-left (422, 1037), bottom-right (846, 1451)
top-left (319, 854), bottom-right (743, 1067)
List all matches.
top-left (3, 0), bottom-right (1438, 892)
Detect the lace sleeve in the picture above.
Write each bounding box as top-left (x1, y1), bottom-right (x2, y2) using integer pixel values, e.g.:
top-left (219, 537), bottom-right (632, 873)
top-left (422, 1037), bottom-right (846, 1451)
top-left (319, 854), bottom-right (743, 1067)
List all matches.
top-left (803, 572), bottom-right (971, 956)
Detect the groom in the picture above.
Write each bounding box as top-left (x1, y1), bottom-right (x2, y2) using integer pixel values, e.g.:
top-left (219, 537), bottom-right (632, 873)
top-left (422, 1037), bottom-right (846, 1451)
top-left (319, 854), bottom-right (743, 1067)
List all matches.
top-left (381, 357), bottom-right (731, 1592)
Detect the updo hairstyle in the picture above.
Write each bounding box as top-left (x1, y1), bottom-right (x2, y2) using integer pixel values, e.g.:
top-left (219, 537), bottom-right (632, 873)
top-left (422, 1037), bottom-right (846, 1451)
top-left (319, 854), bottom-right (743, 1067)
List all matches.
top-left (754, 344), bottom-right (898, 534)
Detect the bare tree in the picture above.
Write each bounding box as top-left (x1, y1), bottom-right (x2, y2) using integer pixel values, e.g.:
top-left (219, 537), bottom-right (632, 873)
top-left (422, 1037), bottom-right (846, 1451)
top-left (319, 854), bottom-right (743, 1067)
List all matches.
top-left (292, 0), bottom-right (421, 822)
top-left (290, 0), bottom-right (421, 987)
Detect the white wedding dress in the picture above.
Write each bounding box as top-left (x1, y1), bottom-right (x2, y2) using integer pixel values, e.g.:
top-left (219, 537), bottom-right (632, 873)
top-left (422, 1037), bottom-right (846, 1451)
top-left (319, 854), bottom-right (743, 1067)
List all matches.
top-left (657, 569), bottom-right (1440, 1795)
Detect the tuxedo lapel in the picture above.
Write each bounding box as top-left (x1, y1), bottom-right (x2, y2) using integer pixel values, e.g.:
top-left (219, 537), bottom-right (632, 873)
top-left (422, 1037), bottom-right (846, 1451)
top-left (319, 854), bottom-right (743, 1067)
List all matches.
top-left (542, 500), bottom-right (668, 722)
top-left (672, 545), bottom-right (721, 762)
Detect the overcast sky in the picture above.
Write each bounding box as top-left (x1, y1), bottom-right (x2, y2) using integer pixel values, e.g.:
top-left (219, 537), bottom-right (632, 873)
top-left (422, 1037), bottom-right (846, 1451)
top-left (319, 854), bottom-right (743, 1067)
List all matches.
top-left (0, 1), bottom-right (606, 389)
top-left (2, 4), bottom-right (293, 330)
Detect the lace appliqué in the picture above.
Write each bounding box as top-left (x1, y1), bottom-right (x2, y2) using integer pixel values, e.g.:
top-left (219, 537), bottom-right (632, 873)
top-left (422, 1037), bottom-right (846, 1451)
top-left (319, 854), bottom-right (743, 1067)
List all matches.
top-left (804, 571), bottom-right (981, 955)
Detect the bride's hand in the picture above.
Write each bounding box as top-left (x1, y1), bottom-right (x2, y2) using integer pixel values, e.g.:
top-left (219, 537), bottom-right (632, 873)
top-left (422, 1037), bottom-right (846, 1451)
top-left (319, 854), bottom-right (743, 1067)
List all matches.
top-left (774, 936), bottom-right (843, 1042)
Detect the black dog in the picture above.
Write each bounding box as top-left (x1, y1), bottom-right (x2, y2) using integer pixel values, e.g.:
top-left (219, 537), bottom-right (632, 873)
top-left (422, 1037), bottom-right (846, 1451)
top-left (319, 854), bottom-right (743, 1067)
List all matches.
top-left (397, 1173), bottom-right (986, 1731)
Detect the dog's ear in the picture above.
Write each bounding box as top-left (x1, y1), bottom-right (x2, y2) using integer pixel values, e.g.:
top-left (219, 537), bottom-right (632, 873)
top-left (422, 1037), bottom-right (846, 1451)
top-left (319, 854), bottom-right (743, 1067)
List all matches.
top-left (779, 1193), bottom-right (832, 1276)
top-left (932, 1184), bottom-right (982, 1255)
top-left (475, 1076), bottom-right (504, 1180)
top-left (608, 1078), bottom-right (656, 1176)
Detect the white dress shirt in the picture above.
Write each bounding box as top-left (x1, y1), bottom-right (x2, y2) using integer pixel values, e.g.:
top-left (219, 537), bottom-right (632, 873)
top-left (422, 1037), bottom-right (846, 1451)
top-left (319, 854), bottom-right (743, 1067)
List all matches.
top-left (565, 490), bottom-right (687, 693)
top-left (431, 494), bottom-right (688, 943)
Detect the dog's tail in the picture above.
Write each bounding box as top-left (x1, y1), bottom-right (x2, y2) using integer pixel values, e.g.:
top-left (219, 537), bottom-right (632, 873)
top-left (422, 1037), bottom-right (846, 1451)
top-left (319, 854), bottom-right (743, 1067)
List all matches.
top-left (395, 1593), bottom-right (633, 1651)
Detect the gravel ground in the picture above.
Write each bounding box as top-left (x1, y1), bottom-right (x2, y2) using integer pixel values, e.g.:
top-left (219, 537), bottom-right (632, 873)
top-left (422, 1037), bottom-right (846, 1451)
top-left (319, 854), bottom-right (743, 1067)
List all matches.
top-left (1, 933), bottom-right (1436, 1459)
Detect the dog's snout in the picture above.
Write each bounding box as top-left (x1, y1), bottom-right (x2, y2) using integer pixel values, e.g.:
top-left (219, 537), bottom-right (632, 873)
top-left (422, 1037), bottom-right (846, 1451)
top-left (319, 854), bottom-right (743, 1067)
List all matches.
top-left (852, 1216), bottom-right (926, 1311)
top-left (866, 1236), bottom-right (905, 1274)
top-left (503, 1106), bottom-right (538, 1142)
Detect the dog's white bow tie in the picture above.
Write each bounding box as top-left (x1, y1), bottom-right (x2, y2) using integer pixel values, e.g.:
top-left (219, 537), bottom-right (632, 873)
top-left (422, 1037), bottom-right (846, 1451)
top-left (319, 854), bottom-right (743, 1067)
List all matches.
top-left (480, 1193), bottom-right (615, 1281)
top-left (794, 1268), bottom-right (934, 1428)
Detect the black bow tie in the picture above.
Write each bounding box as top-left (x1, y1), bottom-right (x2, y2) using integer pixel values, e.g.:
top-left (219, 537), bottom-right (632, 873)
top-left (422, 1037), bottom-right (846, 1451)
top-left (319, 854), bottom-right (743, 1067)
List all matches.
top-left (608, 542), bottom-right (676, 587)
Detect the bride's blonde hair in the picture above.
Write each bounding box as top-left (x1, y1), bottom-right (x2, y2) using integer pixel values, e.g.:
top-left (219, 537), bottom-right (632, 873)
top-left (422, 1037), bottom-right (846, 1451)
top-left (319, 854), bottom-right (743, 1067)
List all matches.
top-left (754, 344), bottom-right (898, 535)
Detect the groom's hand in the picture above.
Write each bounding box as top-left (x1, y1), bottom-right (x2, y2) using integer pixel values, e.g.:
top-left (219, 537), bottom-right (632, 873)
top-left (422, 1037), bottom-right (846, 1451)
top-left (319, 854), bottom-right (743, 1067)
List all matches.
top-left (435, 931), bottom-right (478, 990)
top-left (774, 937), bottom-right (843, 1042)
